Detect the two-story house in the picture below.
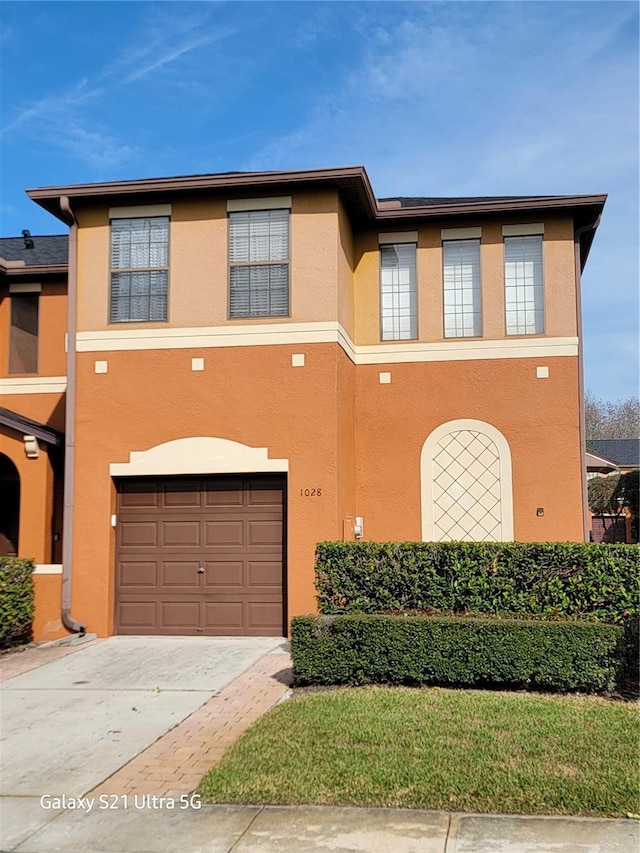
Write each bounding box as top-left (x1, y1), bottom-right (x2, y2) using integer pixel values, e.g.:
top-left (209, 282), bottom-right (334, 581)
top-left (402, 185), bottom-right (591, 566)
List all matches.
top-left (1, 166), bottom-right (606, 640)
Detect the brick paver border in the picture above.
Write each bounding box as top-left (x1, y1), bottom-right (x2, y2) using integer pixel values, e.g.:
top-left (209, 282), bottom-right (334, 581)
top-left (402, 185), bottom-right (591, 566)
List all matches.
top-left (89, 650), bottom-right (292, 798)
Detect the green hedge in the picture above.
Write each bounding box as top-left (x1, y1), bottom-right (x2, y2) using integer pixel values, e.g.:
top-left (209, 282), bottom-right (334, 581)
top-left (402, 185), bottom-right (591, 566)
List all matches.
top-left (0, 558), bottom-right (35, 649)
top-left (291, 614), bottom-right (628, 694)
top-left (316, 541), bottom-right (640, 623)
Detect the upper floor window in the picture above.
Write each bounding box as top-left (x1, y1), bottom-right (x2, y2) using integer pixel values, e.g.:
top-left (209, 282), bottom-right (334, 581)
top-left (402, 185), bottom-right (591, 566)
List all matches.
top-left (380, 242), bottom-right (417, 341)
top-left (228, 209), bottom-right (289, 318)
top-left (9, 293), bottom-right (39, 374)
top-left (504, 235), bottom-right (544, 335)
top-left (443, 239), bottom-right (482, 338)
top-left (110, 217), bottom-right (169, 323)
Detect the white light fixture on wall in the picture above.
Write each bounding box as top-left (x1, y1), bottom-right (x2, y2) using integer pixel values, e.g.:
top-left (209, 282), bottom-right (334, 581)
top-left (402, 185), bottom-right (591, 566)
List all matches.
top-left (354, 516), bottom-right (364, 539)
top-left (24, 435), bottom-right (39, 458)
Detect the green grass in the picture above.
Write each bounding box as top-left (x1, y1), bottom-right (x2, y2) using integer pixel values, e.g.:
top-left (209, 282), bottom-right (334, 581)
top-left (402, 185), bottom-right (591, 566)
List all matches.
top-left (197, 687), bottom-right (640, 817)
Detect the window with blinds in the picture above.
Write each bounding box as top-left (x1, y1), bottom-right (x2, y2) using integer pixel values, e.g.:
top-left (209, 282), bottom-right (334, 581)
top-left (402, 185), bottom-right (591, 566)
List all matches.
top-left (380, 243), bottom-right (417, 341)
top-left (110, 217), bottom-right (169, 323)
top-left (443, 239), bottom-right (482, 338)
top-left (504, 235), bottom-right (544, 335)
top-left (229, 209), bottom-right (289, 318)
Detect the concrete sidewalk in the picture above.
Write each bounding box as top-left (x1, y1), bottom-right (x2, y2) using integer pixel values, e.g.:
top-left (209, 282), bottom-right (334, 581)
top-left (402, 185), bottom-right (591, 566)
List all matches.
top-left (3, 803), bottom-right (637, 852)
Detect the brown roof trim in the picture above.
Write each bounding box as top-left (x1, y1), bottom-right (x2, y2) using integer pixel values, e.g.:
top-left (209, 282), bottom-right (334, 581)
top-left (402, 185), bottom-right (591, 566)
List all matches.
top-left (27, 166), bottom-right (379, 223)
top-left (0, 263), bottom-right (68, 277)
top-left (0, 406), bottom-right (63, 447)
top-left (26, 166), bottom-right (607, 229)
top-left (376, 194), bottom-right (608, 219)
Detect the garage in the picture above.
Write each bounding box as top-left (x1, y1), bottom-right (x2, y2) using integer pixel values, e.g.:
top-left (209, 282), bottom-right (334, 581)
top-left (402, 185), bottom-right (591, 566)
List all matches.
top-left (114, 474), bottom-right (285, 636)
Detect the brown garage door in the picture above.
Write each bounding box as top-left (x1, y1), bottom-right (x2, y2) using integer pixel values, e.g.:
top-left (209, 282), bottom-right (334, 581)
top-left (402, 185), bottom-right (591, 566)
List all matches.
top-left (115, 475), bottom-right (285, 636)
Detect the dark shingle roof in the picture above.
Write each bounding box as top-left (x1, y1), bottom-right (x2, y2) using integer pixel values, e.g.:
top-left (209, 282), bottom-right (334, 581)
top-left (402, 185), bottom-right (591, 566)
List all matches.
top-left (589, 439), bottom-right (640, 467)
top-left (0, 235), bottom-right (68, 266)
top-left (380, 196), bottom-right (547, 208)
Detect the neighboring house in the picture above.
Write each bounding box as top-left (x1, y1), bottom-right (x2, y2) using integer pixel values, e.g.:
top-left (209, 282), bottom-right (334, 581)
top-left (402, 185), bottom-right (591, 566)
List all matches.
top-left (586, 439), bottom-right (639, 544)
top-left (0, 234), bottom-right (67, 638)
top-left (1, 166), bottom-right (606, 640)
top-left (588, 439), bottom-right (640, 474)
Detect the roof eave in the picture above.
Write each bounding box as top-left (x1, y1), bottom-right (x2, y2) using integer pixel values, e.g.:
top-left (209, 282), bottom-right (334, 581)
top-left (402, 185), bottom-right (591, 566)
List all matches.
top-left (26, 166), bottom-right (379, 224)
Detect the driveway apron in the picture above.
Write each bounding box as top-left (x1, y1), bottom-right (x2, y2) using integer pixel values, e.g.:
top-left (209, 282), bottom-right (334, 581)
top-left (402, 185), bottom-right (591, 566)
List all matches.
top-left (0, 635), bottom-right (285, 849)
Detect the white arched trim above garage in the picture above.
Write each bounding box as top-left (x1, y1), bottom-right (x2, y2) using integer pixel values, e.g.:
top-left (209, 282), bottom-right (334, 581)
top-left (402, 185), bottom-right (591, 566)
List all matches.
top-left (421, 419), bottom-right (513, 542)
top-left (109, 436), bottom-right (289, 477)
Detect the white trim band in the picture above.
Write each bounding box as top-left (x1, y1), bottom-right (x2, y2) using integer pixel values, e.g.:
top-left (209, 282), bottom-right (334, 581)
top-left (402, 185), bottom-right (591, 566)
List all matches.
top-left (76, 325), bottom-right (578, 364)
top-left (227, 196), bottom-right (292, 212)
top-left (0, 376), bottom-right (67, 395)
top-left (34, 564), bottom-right (63, 575)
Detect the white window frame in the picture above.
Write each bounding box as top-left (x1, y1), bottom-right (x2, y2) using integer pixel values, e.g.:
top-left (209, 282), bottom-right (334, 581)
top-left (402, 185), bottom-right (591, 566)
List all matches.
top-left (442, 239), bottom-right (482, 338)
top-left (379, 242), bottom-right (418, 341)
top-left (109, 216), bottom-right (169, 323)
top-left (504, 235), bottom-right (544, 336)
top-left (228, 209), bottom-right (290, 319)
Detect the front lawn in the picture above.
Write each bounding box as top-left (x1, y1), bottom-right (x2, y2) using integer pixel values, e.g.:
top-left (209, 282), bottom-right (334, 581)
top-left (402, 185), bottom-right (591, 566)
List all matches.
top-left (197, 687), bottom-right (640, 817)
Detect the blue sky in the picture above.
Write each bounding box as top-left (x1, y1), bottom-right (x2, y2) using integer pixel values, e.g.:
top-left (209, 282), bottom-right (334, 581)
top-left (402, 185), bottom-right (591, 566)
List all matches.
top-left (1, 1), bottom-right (638, 401)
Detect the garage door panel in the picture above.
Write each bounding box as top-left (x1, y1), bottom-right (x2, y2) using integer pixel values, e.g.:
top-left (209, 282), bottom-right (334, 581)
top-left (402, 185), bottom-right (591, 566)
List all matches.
top-left (161, 520), bottom-right (201, 547)
top-left (116, 601), bottom-right (158, 632)
top-left (116, 474), bottom-right (284, 635)
top-left (119, 482), bottom-right (160, 507)
top-left (204, 480), bottom-right (244, 506)
top-left (247, 484), bottom-right (284, 506)
top-left (162, 482), bottom-right (202, 507)
top-left (161, 561), bottom-right (201, 588)
top-left (203, 601), bottom-right (244, 631)
top-left (120, 521), bottom-right (158, 548)
top-left (247, 602), bottom-right (284, 634)
top-left (203, 561), bottom-right (244, 587)
top-left (248, 561), bottom-right (283, 587)
top-left (119, 561), bottom-right (158, 588)
top-left (160, 600), bottom-right (200, 630)
top-left (204, 520), bottom-right (244, 547)
top-left (247, 520), bottom-right (282, 546)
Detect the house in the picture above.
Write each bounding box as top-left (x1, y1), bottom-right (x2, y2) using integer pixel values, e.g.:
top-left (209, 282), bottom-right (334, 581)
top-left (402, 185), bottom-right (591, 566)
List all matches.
top-left (1, 166), bottom-right (606, 641)
top-left (586, 439), bottom-right (639, 544)
top-left (588, 439), bottom-right (639, 475)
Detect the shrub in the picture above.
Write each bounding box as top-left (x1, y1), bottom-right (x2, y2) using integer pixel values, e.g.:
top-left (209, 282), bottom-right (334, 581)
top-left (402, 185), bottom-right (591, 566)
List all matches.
top-left (291, 614), bottom-right (626, 694)
top-left (315, 541), bottom-right (640, 623)
top-left (0, 558), bottom-right (35, 649)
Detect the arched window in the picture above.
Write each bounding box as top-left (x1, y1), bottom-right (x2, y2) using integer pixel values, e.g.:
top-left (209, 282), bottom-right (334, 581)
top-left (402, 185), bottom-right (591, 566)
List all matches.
top-left (421, 420), bottom-right (513, 542)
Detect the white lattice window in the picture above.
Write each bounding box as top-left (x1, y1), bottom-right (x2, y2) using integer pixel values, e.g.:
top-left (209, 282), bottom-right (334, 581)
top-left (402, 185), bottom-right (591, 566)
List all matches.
top-left (421, 420), bottom-right (513, 542)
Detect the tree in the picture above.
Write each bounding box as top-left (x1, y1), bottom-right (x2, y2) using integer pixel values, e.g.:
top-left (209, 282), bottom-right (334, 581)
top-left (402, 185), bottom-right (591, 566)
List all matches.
top-left (585, 392), bottom-right (640, 439)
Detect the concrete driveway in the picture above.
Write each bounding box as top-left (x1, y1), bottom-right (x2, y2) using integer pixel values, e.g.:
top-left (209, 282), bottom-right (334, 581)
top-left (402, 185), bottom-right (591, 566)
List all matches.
top-left (0, 635), bottom-right (286, 849)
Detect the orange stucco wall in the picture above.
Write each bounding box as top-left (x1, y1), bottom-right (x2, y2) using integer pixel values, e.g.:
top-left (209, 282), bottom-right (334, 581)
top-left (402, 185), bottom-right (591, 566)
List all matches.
top-left (0, 278), bottom-right (67, 378)
top-left (63, 343), bottom-right (583, 638)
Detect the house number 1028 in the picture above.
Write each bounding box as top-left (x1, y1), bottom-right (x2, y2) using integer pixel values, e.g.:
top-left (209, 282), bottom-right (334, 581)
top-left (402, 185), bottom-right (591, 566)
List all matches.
top-left (300, 488), bottom-right (322, 497)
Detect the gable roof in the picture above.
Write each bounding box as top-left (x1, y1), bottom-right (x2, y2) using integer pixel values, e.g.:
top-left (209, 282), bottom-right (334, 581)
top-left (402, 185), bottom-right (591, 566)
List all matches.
top-left (0, 235), bottom-right (68, 266)
top-left (588, 439), bottom-right (640, 468)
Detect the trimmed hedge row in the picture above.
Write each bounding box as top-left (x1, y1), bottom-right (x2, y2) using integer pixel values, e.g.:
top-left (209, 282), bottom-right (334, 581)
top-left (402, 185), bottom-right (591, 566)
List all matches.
top-left (291, 614), bottom-right (629, 694)
top-left (0, 558), bottom-right (35, 649)
top-left (316, 541), bottom-right (640, 623)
